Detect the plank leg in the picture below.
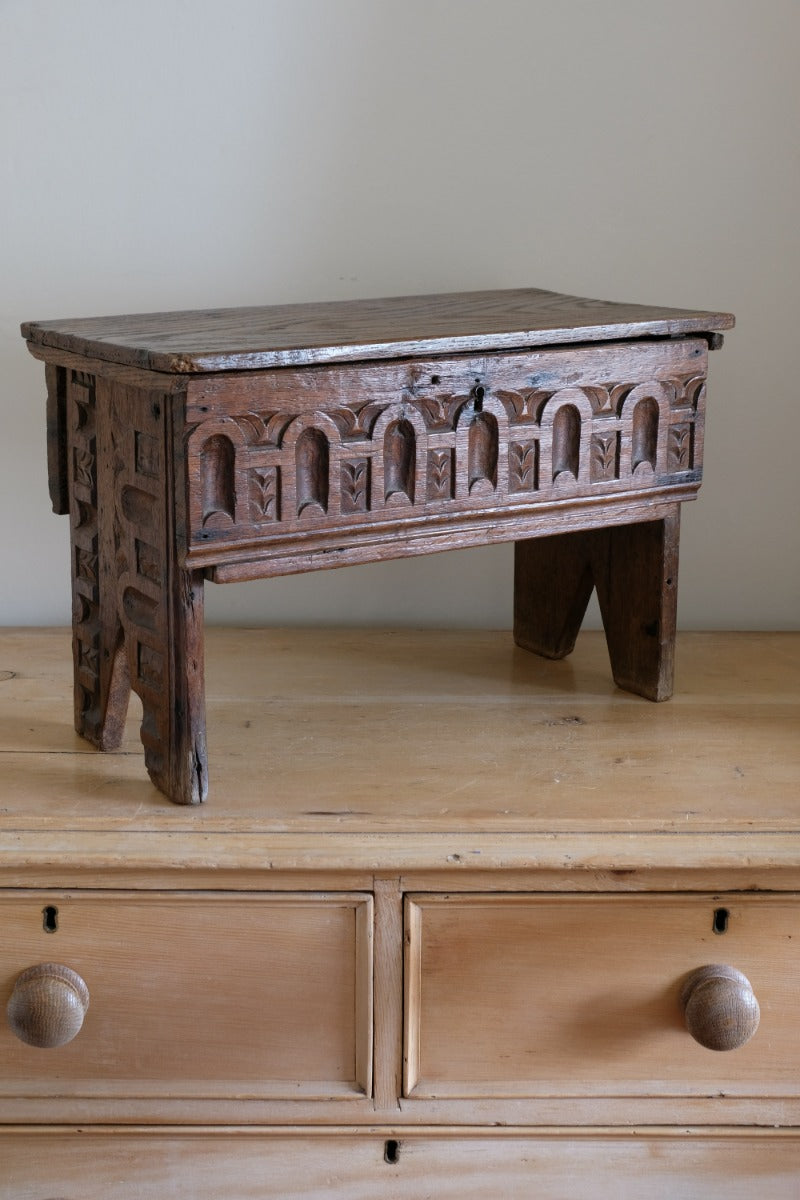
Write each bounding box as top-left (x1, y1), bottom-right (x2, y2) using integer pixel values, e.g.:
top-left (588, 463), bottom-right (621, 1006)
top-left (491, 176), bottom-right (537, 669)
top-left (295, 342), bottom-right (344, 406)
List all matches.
top-left (514, 509), bottom-right (680, 701)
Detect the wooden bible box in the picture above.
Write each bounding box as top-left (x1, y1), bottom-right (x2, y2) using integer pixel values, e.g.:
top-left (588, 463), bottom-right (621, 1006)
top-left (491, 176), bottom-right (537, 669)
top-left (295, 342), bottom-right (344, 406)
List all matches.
top-left (21, 288), bottom-right (733, 805)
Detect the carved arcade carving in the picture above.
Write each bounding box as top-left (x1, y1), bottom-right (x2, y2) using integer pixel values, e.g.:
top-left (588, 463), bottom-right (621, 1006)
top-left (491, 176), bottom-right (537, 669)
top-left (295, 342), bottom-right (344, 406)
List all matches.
top-left (185, 369), bottom-right (705, 556)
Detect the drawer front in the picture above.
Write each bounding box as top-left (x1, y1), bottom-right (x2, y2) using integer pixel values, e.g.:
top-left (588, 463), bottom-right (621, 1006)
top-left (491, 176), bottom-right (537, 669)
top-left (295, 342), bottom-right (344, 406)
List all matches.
top-left (3, 1131), bottom-right (800, 1199)
top-left (405, 894), bottom-right (799, 1099)
top-left (0, 891), bottom-right (371, 1102)
top-left (183, 338), bottom-right (707, 574)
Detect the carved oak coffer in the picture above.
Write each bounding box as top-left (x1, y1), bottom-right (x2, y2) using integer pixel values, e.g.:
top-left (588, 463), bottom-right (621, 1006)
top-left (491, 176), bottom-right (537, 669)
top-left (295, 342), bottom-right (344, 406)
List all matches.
top-left (22, 288), bottom-right (733, 804)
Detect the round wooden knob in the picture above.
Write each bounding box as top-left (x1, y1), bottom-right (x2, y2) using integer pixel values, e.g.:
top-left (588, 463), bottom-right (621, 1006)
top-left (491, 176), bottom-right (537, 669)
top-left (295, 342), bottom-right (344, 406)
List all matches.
top-left (680, 964), bottom-right (759, 1052)
top-left (6, 963), bottom-right (90, 1048)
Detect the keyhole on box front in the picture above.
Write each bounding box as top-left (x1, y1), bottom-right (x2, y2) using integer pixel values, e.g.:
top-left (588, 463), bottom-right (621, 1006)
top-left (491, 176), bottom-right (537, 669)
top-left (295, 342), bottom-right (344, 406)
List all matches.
top-left (43, 905), bottom-right (59, 933)
top-left (384, 1139), bottom-right (400, 1164)
top-left (713, 907), bottom-right (729, 935)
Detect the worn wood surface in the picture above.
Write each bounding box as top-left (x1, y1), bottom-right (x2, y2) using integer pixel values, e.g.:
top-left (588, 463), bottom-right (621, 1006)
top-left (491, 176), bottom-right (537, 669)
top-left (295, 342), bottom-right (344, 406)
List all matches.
top-left (180, 338), bottom-right (707, 579)
top-left (0, 629), bottom-right (797, 847)
top-left (21, 287), bottom-right (734, 372)
top-left (1, 1129), bottom-right (799, 1199)
top-left (404, 894), bottom-right (796, 1099)
top-left (24, 292), bottom-right (731, 803)
top-left (515, 510), bottom-right (681, 700)
top-left (0, 892), bottom-right (372, 1103)
top-left (1, 630), bottom-right (799, 1152)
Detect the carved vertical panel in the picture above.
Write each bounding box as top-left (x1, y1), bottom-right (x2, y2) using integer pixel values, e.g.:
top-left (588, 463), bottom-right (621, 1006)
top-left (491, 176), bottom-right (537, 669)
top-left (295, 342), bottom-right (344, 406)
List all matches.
top-left (384, 420), bottom-right (415, 505)
top-left (296, 427), bottom-right (329, 516)
top-left (200, 435), bottom-right (236, 527)
top-left (632, 397), bottom-right (659, 474)
top-left (112, 384), bottom-right (207, 803)
top-left (468, 413), bottom-right (499, 495)
top-left (552, 405), bottom-right (581, 482)
top-left (67, 370), bottom-right (102, 739)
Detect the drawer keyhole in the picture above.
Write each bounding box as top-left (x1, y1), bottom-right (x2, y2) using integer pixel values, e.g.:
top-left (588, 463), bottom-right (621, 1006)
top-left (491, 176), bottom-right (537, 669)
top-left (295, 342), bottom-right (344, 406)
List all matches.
top-left (42, 905), bottom-right (59, 933)
top-left (713, 907), bottom-right (729, 934)
top-left (384, 1139), bottom-right (400, 1165)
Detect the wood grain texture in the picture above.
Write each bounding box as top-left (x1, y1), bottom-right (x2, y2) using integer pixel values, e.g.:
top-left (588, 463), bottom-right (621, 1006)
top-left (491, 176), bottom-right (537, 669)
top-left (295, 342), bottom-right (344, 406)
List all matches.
top-left (21, 287), bottom-right (734, 372)
top-left (24, 294), bottom-right (731, 802)
top-left (0, 629), bottom-right (797, 845)
top-left (681, 965), bottom-right (760, 1052)
top-left (371, 878), bottom-right (404, 1114)
top-left (515, 509), bottom-right (681, 700)
top-left (1, 1129), bottom-right (798, 1199)
top-left (404, 894), bottom-right (800, 1099)
top-left (0, 892), bottom-right (372, 1105)
top-left (180, 338), bottom-right (707, 577)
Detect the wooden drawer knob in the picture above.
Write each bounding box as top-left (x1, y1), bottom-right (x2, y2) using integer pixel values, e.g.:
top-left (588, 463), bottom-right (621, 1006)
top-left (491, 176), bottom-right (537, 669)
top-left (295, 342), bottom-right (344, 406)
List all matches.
top-left (680, 964), bottom-right (759, 1052)
top-left (6, 963), bottom-right (90, 1048)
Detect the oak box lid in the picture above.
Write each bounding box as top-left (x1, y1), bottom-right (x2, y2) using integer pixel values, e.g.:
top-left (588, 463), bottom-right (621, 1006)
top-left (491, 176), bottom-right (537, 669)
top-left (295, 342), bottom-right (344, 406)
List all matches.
top-left (21, 287), bottom-right (734, 374)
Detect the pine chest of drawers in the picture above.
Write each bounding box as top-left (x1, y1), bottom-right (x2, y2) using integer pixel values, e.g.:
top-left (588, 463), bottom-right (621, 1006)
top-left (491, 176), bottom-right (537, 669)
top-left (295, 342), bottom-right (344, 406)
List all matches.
top-left (1, 629), bottom-right (799, 1197)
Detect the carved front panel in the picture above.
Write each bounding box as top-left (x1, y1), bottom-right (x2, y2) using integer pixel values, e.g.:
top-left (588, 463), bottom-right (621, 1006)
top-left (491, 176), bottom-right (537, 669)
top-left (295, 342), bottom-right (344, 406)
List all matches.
top-left (184, 340), bottom-right (707, 564)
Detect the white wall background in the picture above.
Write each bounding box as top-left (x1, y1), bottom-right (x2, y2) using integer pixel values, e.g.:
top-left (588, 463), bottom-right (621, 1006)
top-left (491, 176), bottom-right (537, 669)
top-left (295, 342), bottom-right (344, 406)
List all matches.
top-left (1, 0), bottom-right (798, 629)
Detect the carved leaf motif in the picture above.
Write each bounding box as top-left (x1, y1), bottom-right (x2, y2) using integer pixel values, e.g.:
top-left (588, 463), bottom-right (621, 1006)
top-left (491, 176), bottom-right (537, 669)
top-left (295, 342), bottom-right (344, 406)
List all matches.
top-left (678, 377), bottom-right (706, 410)
top-left (427, 450), bottom-right (452, 501)
top-left (509, 441), bottom-right (537, 491)
top-left (416, 394), bottom-right (468, 431)
top-left (608, 383), bottom-right (635, 413)
top-left (233, 412), bottom-right (293, 446)
top-left (495, 388), bottom-right (550, 424)
top-left (584, 386), bottom-right (613, 414)
top-left (669, 424), bottom-right (692, 470)
top-left (329, 402), bottom-right (387, 439)
top-left (341, 459), bottom-right (369, 512)
top-left (591, 433), bottom-right (618, 481)
top-left (249, 467), bottom-right (279, 520)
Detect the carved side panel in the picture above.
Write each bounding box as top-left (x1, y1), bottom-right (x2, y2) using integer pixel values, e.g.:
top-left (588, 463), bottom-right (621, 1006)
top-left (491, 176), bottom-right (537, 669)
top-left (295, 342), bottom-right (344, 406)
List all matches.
top-left (66, 370), bottom-right (102, 738)
top-left (111, 385), bottom-right (207, 802)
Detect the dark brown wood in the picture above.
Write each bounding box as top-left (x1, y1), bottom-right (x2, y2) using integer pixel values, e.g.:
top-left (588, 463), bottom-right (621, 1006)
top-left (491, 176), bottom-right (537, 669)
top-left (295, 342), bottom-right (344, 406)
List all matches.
top-left (180, 339), bottom-right (708, 578)
top-left (64, 365), bottom-right (207, 803)
top-left (44, 363), bottom-right (68, 514)
top-left (595, 511), bottom-right (680, 702)
top-left (514, 511), bottom-right (680, 701)
top-left (21, 287), bottom-right (734, 373)
top-left (23, 288), bottom-right (732, 804)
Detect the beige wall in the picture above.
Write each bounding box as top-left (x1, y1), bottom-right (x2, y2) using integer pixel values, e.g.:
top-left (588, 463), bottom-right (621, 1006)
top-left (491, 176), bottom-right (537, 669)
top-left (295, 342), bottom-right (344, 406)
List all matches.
top-left (2, 0), bottom-right (797, 628)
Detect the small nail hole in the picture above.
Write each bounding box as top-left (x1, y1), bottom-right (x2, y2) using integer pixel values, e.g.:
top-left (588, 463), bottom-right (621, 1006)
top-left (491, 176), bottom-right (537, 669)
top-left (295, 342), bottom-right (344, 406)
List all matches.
top-left (384, 1139), bottom-right (400, 1164)
top-left (713, 907), bottom-right (729, 934)
top-left (430, 375), bottom-right (440, 386)
top-left (43, 905), bottom-right (59, 933)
